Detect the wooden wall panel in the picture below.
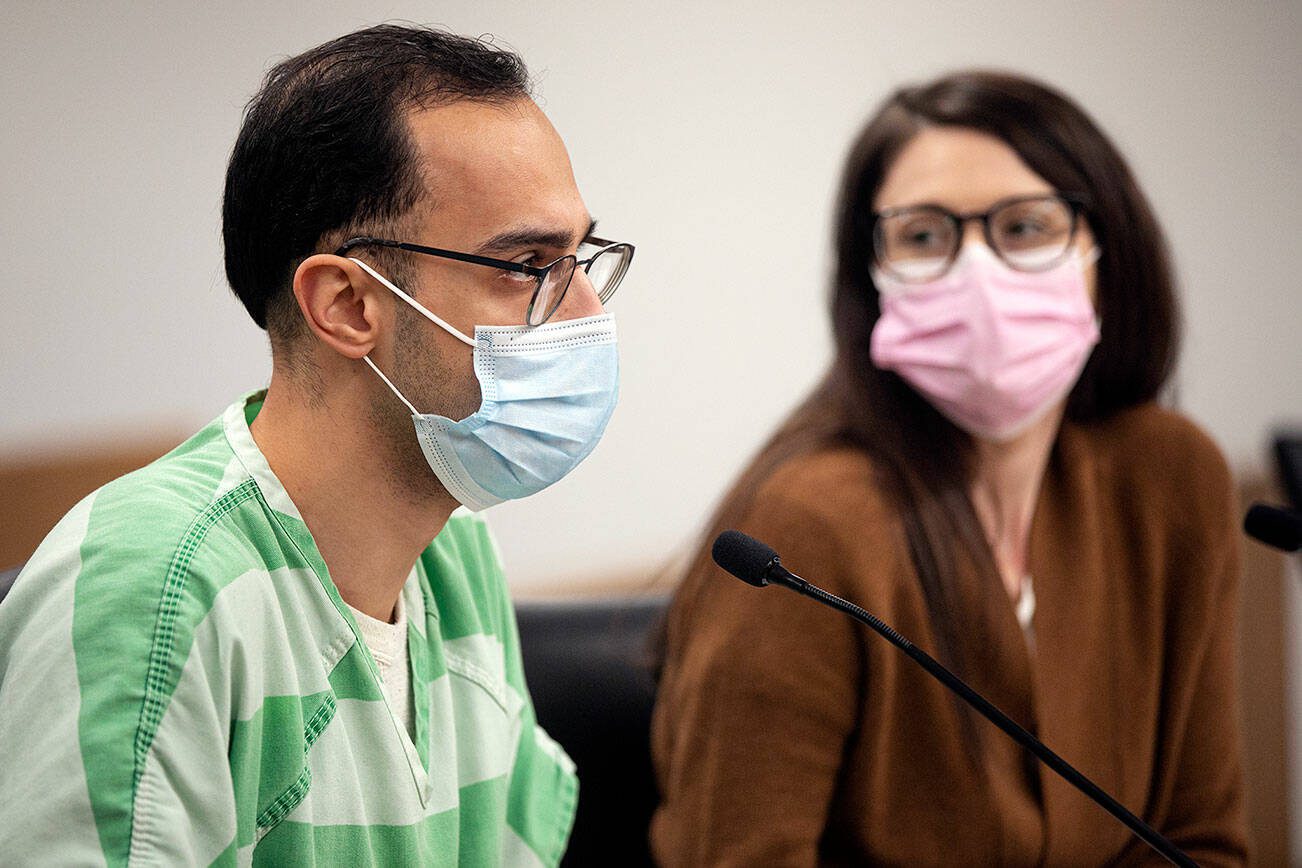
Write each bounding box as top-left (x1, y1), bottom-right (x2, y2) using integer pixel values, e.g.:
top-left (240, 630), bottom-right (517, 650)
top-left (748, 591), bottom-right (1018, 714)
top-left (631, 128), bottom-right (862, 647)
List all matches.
top-left (0, 439), bottom-right (181, 569)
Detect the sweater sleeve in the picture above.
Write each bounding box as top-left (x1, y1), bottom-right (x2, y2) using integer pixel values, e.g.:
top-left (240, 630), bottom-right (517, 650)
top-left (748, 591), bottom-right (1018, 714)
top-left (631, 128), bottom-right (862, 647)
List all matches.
top-left (1119, 426), bottom-right (1250, 867)
top-left (1157, 490), bottom-right (1249, 864)
top-left (651, 457), bottom-right (880, 866)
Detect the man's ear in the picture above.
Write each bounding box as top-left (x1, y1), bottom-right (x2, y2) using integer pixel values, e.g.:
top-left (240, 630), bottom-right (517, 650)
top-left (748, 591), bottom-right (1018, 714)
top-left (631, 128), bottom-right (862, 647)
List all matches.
top-left (292, 254), bottom-right (387, 359)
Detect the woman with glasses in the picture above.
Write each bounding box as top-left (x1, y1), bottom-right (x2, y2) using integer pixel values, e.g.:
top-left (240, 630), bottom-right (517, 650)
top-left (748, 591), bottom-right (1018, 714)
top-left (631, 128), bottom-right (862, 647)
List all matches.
top-left (652, 71), bottom-right (1247, 866)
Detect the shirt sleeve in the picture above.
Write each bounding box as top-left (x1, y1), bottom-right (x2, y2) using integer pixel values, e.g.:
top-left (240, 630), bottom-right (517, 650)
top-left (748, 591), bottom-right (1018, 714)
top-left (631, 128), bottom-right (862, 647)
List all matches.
top-left (0, 495), bottom-right (241, 867)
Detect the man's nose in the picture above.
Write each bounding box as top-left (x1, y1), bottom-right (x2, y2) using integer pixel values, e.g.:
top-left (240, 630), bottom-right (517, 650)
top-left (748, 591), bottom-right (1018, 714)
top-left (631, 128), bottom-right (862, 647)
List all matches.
top-left (552, 264), bottom-right (604, 321)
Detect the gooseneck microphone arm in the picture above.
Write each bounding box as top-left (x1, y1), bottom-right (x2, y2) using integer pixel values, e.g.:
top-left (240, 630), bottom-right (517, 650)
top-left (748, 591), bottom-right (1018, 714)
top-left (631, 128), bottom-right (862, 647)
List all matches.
top-left (711, 530), bottom-right (1197, 868)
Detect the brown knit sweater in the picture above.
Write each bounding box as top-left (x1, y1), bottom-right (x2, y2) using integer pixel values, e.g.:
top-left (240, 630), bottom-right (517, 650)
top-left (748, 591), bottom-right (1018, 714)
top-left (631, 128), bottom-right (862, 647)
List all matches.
top-left (651, 404), bottom-right (1248, 866)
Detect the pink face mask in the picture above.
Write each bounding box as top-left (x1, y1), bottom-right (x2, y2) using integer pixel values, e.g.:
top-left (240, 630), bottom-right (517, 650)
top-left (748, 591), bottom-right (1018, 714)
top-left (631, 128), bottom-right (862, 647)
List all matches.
top-left (869, 243), bottom-right (1100, 442)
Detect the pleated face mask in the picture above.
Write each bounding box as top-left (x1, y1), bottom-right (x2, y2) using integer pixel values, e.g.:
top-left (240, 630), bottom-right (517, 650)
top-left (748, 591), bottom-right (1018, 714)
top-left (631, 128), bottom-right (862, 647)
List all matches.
top-left (352, 257), bottom-right (619, 512)
top-left (869, 242), bottom-right (1100, 442)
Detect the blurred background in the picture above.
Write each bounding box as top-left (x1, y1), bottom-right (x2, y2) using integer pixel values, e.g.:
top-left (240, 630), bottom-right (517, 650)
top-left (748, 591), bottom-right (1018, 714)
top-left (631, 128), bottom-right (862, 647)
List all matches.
top-left (2, 0), bottom-right (1299, 860)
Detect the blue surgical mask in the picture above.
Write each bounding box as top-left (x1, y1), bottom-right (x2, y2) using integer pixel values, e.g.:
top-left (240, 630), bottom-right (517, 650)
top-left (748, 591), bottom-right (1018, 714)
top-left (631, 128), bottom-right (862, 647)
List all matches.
top-left (352, 257), bottom-right (619, 511)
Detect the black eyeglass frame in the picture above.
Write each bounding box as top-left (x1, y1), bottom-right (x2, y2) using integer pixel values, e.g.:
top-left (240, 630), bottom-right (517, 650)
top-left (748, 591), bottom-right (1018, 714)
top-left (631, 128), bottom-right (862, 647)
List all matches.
top-left (334, 234), bottom-right (634, 326)
top-left (870, 193), bottom-right (1089, 282)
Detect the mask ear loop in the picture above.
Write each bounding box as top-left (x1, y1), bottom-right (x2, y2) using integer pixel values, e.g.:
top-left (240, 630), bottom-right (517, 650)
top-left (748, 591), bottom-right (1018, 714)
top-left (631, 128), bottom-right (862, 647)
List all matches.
top-left (362, 355), bottom-right (421, 416)
top-left (348, 256), bottom-right (476, 415)
top-left (348, 257), bottom-right (477, 348)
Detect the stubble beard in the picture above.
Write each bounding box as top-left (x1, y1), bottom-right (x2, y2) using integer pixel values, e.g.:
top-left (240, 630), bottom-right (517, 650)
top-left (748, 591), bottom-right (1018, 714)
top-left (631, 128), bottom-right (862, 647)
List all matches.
top-left (371, 300), bottom-right (481, 513)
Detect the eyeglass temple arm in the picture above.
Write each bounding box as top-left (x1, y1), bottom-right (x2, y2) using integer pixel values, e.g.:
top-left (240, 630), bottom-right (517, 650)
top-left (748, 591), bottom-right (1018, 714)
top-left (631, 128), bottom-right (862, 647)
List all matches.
top-left (333, 236), bottom-right (543, 276)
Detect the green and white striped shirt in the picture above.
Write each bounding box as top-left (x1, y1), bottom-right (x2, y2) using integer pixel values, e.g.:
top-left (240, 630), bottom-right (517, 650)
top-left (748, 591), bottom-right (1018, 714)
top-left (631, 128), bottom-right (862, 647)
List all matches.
top-left (0, 392), bottom-right (578, 866)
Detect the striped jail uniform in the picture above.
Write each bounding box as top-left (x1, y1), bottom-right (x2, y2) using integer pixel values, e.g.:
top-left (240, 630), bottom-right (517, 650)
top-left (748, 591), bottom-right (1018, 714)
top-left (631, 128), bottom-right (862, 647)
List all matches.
top-left (0, 392), bottom-right (578, 866)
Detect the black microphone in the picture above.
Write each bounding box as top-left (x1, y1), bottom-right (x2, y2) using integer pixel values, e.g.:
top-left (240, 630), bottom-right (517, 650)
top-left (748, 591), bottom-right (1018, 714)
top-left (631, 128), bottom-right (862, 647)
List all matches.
top-left (1244, 503), bottom-right (1302, 552)
top-left (711, 529), bottom-right (1197, 868)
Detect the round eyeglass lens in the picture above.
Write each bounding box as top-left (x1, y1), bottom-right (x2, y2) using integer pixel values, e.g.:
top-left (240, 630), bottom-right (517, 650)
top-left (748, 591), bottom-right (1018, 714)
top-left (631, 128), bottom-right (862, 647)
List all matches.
top-left (876, 209), bottom-right (958, 282)
top-left (528, 255), bottom-right (577, 326)
top-left (990, 197), bottom-right (1075, 271)
top-left (584, 244), bottom-right (633, 303)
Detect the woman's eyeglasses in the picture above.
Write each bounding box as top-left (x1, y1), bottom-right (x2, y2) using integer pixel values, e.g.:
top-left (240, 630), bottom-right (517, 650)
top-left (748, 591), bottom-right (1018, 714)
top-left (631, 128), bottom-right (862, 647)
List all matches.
top-left (871, 194), bottom-right (1087, 283)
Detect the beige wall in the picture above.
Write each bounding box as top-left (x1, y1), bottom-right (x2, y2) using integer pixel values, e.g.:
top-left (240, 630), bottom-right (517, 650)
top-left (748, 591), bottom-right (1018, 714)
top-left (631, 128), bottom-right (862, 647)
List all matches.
top-left (2, 1), bottom-right (1298, 592)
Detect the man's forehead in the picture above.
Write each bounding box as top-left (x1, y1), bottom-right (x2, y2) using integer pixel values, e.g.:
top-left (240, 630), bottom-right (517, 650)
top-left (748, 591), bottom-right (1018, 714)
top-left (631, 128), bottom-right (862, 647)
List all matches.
top-left (404, 98), bottom-right (588, 243)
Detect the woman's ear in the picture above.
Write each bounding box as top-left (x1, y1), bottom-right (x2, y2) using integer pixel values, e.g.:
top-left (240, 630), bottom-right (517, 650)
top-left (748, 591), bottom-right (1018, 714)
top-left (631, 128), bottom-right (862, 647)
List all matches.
top-left (292, 254), bottom-right (387, 359)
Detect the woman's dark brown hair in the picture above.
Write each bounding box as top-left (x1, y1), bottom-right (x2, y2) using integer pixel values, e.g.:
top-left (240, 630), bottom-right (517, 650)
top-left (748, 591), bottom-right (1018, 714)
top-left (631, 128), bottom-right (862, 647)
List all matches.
top-left (663, 70), bottom-right (1180, 752)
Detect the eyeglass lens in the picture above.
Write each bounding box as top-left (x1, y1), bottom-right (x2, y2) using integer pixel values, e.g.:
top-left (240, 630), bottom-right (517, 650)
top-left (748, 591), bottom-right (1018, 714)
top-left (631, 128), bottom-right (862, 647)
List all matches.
top-left (528, 256), bottom-right (577, 327)
top-left (876, 196), bottom-right (1076, 282)
top-left (527, 243), bottom-right (634, 326)
top-left (584, 245), bottom-right (633, 304)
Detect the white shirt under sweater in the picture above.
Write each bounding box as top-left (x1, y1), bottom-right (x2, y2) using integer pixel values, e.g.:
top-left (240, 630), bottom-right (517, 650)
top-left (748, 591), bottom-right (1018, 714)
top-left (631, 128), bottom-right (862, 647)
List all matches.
top-left (346, 594), bottom-right (414, 739)
top-left (1016, 573), bottom-right (1036, 648)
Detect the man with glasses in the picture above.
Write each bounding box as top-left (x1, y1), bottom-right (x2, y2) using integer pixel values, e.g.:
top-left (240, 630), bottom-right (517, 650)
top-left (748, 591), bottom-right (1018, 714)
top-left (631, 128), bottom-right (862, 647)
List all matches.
top-left (0, 24), bottom-right (630, 866)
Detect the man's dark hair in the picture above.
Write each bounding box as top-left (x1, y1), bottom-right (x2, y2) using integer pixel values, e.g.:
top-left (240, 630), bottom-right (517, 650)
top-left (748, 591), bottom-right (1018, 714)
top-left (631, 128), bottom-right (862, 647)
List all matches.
top-left (222, 24), bottom-right (530, 350)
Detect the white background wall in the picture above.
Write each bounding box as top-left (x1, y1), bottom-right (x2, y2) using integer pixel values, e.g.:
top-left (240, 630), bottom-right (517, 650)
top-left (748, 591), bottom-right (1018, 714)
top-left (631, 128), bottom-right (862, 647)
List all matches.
top-left (2, 1), bottom-right (1298, 592)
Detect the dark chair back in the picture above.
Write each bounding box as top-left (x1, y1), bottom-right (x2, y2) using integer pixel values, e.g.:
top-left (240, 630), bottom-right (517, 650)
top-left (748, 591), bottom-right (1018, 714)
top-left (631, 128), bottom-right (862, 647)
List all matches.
top-left (515, 595), bottom-right (667, 867)
top-left (0, 564), bottom-right (22, 605)
top-left (1275, 432), bottom-right (1302, 511)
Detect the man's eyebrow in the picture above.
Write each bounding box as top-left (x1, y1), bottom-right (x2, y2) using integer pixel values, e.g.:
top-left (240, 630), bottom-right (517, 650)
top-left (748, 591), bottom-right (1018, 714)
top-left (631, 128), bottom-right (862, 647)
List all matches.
top-left (474, 218), bottom-right (599, 255)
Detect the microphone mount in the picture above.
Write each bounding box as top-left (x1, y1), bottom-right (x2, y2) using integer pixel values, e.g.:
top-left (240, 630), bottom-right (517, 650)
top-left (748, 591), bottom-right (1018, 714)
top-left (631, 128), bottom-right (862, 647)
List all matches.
top-left (1244, 502), bottom-right (1302, 552)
